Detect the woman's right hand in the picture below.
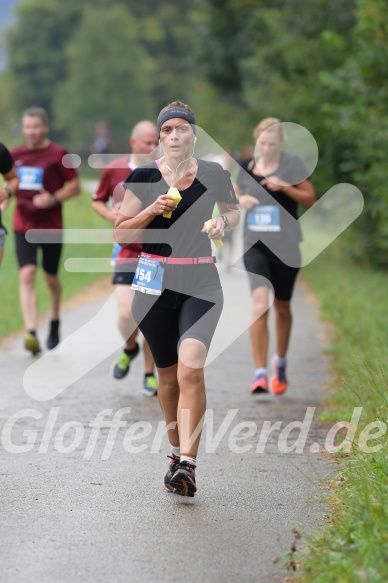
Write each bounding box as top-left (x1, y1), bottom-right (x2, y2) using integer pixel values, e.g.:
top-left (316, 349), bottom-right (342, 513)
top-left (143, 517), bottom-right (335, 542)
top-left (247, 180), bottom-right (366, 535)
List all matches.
top-left (152, 194), bottom-right (177, 216)
top-left (238, 194), bottom-right (260, 210)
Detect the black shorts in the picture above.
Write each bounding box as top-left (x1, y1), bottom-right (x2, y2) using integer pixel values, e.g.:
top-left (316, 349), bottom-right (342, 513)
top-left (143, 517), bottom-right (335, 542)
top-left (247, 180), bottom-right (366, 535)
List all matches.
top-left (0, 226), bottom-right (7, 252)
top-left (132, 288), bottom-right (224, 368)
top-left (243, 243), bottom-right (300, 301)
top-left (112, 265), bottom-right (135, 285)
top-left (15, 232), bottom-right (63, 275)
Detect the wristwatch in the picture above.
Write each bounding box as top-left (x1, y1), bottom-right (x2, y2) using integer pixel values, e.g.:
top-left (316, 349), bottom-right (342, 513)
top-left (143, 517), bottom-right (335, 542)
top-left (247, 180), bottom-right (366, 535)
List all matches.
top-left (4, 186), bottom-right (12, 198)
top-left (221, 214), bottom-right (229, 228)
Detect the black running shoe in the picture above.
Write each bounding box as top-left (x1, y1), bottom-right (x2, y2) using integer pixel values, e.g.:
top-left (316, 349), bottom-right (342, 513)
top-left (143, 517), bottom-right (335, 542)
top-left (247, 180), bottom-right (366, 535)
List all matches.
top-left (163, 453), bottom-right (181, 493)
top-left (46, 320), bottom-right (60, 350)
top-left (113, 342), bottom-right (139, 379)
top-left (170, 461), bottom-right (197, 497)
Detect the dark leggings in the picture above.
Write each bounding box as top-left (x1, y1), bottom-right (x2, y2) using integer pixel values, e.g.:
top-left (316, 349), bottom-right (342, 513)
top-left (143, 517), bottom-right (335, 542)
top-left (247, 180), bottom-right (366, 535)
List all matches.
top-left (132, 288), bottom-right (224, 368)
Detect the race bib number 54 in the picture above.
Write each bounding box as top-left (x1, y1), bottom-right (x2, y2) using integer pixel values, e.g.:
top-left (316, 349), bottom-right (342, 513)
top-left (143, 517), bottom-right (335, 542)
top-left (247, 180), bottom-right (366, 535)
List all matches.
top-left (132, 256), bottom-right (164, 295)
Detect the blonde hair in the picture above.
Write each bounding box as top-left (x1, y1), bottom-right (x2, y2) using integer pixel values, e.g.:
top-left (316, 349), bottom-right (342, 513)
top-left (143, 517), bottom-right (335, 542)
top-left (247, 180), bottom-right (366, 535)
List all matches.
top-left (253, 117), bottom-right (285, 142)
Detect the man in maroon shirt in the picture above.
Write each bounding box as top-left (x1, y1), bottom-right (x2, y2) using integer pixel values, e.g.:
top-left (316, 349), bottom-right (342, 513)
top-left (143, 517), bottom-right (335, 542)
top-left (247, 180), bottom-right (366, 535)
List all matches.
top-left (12, 107), bottom-right (80, 355)
top-left (92, 120), bottom-right (159, 396)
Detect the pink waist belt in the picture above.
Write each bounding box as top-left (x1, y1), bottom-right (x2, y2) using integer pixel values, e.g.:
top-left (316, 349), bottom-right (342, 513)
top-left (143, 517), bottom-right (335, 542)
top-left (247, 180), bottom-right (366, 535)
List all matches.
top-left (140, 253), bottom-right (216, 265)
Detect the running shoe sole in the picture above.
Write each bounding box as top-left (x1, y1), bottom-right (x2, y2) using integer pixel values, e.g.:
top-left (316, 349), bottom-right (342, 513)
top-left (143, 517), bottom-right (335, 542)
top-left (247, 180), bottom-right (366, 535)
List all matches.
top-left (250, 380), bottom-right (269, 394)
top-left (163, 454), bottom-right (180, 493)
top-left (170, 468), bottom-right (197, 497)
top-left (142, 387), bottom-right (158, 397)
top-left (163, 482), bottom-right (173, 493)
top-left (24, 335), bottom-right (42, 355)
top-left (112, 362), bottom-right (130, 379)
top-left (142, 377), bottom-right (158, 397)
top-left (46, 334), bottom-right (60, 350)
top-left (270, 356), bottom-right (288, 395)
top-left (112, 343), bottom-right (140, 379)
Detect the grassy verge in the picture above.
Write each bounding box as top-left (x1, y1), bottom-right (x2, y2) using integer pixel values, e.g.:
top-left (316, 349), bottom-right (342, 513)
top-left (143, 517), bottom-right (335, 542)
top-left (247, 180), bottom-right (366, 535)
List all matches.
top-left (0, 187), bottom-right (112, 339)
top-left (294, 237), bottom-right (388, 582)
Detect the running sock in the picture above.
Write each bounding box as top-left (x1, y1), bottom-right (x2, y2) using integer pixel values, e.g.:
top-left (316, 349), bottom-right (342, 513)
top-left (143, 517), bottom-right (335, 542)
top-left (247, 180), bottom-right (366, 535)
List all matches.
top-left (144, 372), bottom-right (154, 378)
top-left (28, 330), bottom-right (37, 337)
top-left (170, 445), bottom-right (180, 458)
top-left (255, 367), bottom-right (267, 377)
top-left (274, 355), bottom-right (287, 367)
top-left (124, 345), bottom-right (138, 357)
top-left (180, 456), bottom-right (196, 467)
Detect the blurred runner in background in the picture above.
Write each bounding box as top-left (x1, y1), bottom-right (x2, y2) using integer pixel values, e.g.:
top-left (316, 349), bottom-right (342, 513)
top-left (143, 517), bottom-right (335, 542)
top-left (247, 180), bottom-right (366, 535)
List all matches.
top-left (11, 107), bottom-right (80, 355)
top-left (236, 118), bottom-right (316, 396)
top-left (0, 142), bottom-right (19, 265)
top-left (92, 120), bottom-right (159, 396)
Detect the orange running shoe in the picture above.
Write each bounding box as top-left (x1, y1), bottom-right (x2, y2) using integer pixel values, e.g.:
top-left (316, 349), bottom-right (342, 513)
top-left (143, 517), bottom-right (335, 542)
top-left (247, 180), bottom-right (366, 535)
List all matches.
top-left (270, 356), bottom-right (288, 395)
top-left (250, 373), bottom-right (269, 394)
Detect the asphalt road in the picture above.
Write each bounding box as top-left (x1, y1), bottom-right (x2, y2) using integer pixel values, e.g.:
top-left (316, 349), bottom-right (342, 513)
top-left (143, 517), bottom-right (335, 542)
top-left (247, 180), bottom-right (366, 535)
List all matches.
top-left (0, 266), bottom-right (333, 583)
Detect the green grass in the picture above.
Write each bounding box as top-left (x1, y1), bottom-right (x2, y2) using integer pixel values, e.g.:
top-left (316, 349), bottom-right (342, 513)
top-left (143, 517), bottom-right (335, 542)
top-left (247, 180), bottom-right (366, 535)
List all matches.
top-left (0, 187), bottom-right (112, 338)
top-left (293, 237), bottom-right (388, 582)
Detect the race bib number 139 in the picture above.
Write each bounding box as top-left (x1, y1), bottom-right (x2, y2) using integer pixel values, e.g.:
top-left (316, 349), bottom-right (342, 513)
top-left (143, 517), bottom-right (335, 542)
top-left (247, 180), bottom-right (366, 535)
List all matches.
top-left (247, 205), bottom-right (281, 232)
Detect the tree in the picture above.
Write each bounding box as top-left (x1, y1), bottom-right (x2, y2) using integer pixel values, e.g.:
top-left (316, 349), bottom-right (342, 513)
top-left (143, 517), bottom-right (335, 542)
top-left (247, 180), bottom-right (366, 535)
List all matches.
top-left (329, 0), bottom-right (388, 266)
top-left (5, 0), bottom-right (203, 143)
top-left (7, 0), bottom-right (83, 125)
top-left (126, 0), bottom-right (207, 111)
top-left (53, 5), bottom-right (154, 151)
top-left (194, 0), bottom-right (358, 163)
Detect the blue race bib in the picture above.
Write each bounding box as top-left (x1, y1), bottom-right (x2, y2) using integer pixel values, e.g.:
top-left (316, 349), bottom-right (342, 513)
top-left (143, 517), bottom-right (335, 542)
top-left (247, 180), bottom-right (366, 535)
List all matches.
top-left (247, 205), bottom-right (281, 232)
top-left (132, 255), bottom-right (164, 295)
top-left (17, 166), bottom-right (44, 191)
top-left (110, 242), bottom-right (121, 267)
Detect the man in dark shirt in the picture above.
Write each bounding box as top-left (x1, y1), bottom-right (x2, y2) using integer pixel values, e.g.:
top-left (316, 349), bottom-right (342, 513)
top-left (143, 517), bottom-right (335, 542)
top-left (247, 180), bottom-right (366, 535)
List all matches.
top-left (11, 107), bottom-right (80, 355)
top-left (0, 142), bottom-right (19, 265)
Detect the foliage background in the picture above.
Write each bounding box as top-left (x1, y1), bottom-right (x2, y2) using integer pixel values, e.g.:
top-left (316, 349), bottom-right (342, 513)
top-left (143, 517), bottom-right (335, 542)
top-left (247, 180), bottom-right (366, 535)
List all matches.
top-left (1, 0), bottom-right (387, 264)
top-left (1, 2), bottom-right (387, 581)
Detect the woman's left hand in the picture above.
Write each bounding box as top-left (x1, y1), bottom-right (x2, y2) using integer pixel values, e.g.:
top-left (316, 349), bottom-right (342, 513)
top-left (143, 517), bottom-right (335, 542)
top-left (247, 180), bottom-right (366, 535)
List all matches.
top-left (201, 217), bottom-right (224, 240)
top-left (260, 177), bottom-right (290, 192)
